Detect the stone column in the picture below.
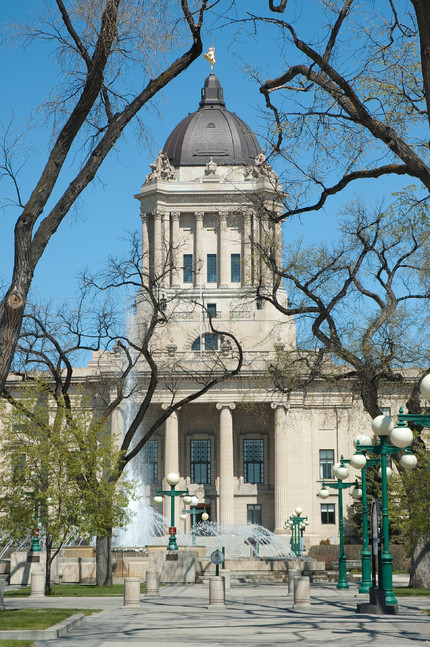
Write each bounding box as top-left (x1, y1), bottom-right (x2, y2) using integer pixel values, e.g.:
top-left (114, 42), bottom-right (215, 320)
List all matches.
top-left (161, 211), bottom-right (170, 286)
top-left (260, 215), bottom-right (272, 286)
top-left (272, 404), bottom-right (289, 534)
top-left (163, 410), bottom-right (179, 524)
top-left (252, 212), bottom-right (261, 285)
top-left (219, 211), bottom-right (229, 287)
top-left (153, 209), bottom-right (163, 280)
top-left (243, 212), bottom-right (252, 286)
top-left (140, 211), bottom-right (150, 284)
top-left (195, 211), bottom-right (204, 286)
top-left (216, 403), bottom-right (236, 525)
top-left (171, 211), bottom-right (181, 287)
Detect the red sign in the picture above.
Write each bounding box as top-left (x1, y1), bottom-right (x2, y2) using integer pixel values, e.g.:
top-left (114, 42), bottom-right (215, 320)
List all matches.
top-left (169, 527), bottom-right (176, 535)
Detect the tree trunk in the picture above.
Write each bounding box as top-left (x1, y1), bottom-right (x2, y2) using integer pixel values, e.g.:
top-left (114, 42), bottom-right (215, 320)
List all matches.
top-left (45, 535), bottom-right (52, 595)
top-left (409, 535), bottom-right (430, 588)
top-left (96, 533), bottom-right (112, 586)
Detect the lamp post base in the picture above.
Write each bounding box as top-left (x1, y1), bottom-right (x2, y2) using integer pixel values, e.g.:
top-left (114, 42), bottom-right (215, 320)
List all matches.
top-left (356, 588), bottom-right (399, 615)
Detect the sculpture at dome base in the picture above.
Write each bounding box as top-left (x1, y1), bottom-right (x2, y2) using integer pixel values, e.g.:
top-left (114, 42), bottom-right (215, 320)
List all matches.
top-left (145, 151), bottom-right (175, 183)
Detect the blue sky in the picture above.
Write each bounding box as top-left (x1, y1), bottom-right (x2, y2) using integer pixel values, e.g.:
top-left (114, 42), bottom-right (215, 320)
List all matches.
top-left (0, 1), bottom-right (411, 307)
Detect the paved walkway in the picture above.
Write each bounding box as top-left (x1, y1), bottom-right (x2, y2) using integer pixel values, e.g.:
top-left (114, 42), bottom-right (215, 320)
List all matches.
top-left (5, 580), bottom-right (430, 646)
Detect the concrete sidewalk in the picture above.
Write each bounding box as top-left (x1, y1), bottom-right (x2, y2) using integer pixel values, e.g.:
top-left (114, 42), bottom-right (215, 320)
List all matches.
top-left (4, 580), bottom-right (430, 646)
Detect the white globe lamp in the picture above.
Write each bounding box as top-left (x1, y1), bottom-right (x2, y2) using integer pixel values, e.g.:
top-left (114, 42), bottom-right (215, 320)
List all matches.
top-left (420, 374), bottom-right (430, 400)
top-left (350, 453), bottom-right (367, 469)
top-left (318, 486), bottom-right (330, 499)
top-left (372, 415), bottom-right (394, 436)
top-left (400, 453), bottom-right (417, 470)
top-left (336, 464), bottom-right (350, 480)
top-left (390, 425), bottom-right (413, 449)
top-left (166, 472), bottom-right (180, 486)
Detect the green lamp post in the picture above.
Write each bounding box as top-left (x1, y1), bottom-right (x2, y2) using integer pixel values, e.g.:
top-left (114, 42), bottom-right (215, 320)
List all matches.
top-left (354, 413), bottom-right (416, 609)
top-left (349, 436), bottom-right (375, 594)
top-left (180, 496), bottom-right (209, 545)
top-left (283, 508), bottom-right (309, 556)
top-left (154, 472), bottom-right (191, 550)
top-left (21, 492), bottom-right (42, 552)
top-left (319, 459), bottom-right (362, 590)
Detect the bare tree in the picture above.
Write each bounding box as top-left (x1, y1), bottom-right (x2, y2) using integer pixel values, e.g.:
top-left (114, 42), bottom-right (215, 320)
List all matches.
top-left (5, 233), bottom-right (243, 585)
top-left (236, 1), bottom-right (430, 219)
top-left (0, 0), bottom-right (216, 395)
top-left (256, 197), bottom-right (430, 585)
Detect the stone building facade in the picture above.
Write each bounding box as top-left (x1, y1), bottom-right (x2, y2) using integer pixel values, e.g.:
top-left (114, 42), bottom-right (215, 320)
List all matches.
top-left (102, 72), bottom-right (413, 548)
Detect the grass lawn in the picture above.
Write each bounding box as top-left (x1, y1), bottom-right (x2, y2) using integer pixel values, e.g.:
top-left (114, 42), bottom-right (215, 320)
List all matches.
top-left (5, 583), bottom-right (145, 597)
top-left (394, 587), bottom-right (430, 597)
top-left (0, 641), bottom-right (34, 647)
top-left (0, 608), bottom-right (97, 630)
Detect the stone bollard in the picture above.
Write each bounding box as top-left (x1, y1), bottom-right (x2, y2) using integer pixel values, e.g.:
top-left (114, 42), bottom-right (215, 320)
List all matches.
top-left (0, 578), bottom-right (5, 609)
top-left (30, 571), bottom-right (45, 598)
top-left (221, 569), bottom-right (230, 591)
top-left (145, 570), bottom-right (159, 597)
top-left (293, 576), bottom-right (311, 608)
top-left (208, 576), bottom-right (225, 608)
top-left (123, 577), bottom-right (141, 608)
top-left (287, 568), bottom-right (302, 595)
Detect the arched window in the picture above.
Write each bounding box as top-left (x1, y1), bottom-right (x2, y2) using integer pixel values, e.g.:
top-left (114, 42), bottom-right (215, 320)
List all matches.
top-left (192, 333), bottom-right (219, 351)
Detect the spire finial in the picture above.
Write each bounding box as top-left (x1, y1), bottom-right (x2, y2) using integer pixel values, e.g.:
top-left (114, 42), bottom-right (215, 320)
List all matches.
top-left (204, 44), bottom-right (216, 73)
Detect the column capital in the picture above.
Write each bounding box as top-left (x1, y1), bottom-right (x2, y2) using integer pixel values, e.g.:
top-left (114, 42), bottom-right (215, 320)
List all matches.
top-left (195, 211), bottom-right (205, 220)
top-left (161, 404), bottom-right (180, 414)
top-left (216, 402), bottom-right (236, 411)
top-left (170, 210), bottom-right (181, 220)
top-left (152, 209), bottom-right (164, 220)
top-left (271, 402), bottom-right (289, 411)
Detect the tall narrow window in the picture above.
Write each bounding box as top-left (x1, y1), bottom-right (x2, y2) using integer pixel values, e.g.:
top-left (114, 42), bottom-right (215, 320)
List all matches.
top-left (319, 449), bottom-right (334, 479)
top-left (183, 254), bottom-right (193, 283)
top-left (207, 254), bottom-right (217, 283)
top-left (231, 253), bottom-right (241, 282)
top-left (207, 303), bottom-right (217, 319)
top-left (321, 504), bottom-right (335, 524)
top-left (247, 504), bottom-right (262, 525)
top-left (244, 439), bottom-right (264, 483)
top-left (142, 440), bottom-right (158, 485)
top-left (190, 440), bottom-right (211, 484)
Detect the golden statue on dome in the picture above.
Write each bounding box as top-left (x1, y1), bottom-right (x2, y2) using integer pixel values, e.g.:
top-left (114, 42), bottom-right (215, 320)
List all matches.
top-left (204, 45), bottom-right (216, 73)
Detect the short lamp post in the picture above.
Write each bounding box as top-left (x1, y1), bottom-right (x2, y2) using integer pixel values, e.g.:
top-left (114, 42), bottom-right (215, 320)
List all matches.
top-left (180, 496), bottom-right (209, 545)
top-left (283, 508), bottom-right (309, 556)
top-left (154, 472), bottom-right (191, 550)
top-left (353, 413), bottom-right (416, 608)
top-left (319, 459), bottom-right (362, 590)
top-left (21, 492), bottom-right (42, 553)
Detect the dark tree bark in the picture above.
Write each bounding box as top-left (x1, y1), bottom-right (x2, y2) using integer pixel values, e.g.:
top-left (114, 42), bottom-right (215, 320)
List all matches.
top-left (96, 533), bottom-right (112, 587)
top-left (410, 535), bottom-right (430, 588)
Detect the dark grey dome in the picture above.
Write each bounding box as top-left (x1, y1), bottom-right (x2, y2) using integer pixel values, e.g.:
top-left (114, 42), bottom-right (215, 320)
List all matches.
top-left (163, 74), bottom-right (261, 167)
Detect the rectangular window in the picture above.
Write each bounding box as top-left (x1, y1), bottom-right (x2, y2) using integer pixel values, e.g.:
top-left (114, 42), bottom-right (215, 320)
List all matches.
top-left (244, 439), bottom-right (264, 483)
top-left (183, 254), bottom-right (193, 283)
top-left (380, 406), bottom-right (391, 417)
top-left (142, 440), bottom-right (158, 485)
top-left (231, 253), bottom-right (241, 282)
top-left (207, 254), bottom-right (217, 283)
top-left (321, 503), bottom-right (335, 524)
top-left (319, 449), bottom-right (334, 480)
top-left (191, 440), bottom-right (211, 484)
top-left (207, 303), bottom-right (217, 319)
top-left (247, 504), bottom-right (262, 525)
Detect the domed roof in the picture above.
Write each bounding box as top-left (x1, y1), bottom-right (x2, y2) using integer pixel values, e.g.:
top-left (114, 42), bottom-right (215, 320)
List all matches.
top-left (163, 74), bottom-right (261, 167)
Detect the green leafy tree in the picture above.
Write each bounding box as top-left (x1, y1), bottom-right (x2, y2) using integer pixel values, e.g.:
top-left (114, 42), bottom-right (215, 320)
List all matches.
top-left (0, 381), bottom-right (133, 594)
